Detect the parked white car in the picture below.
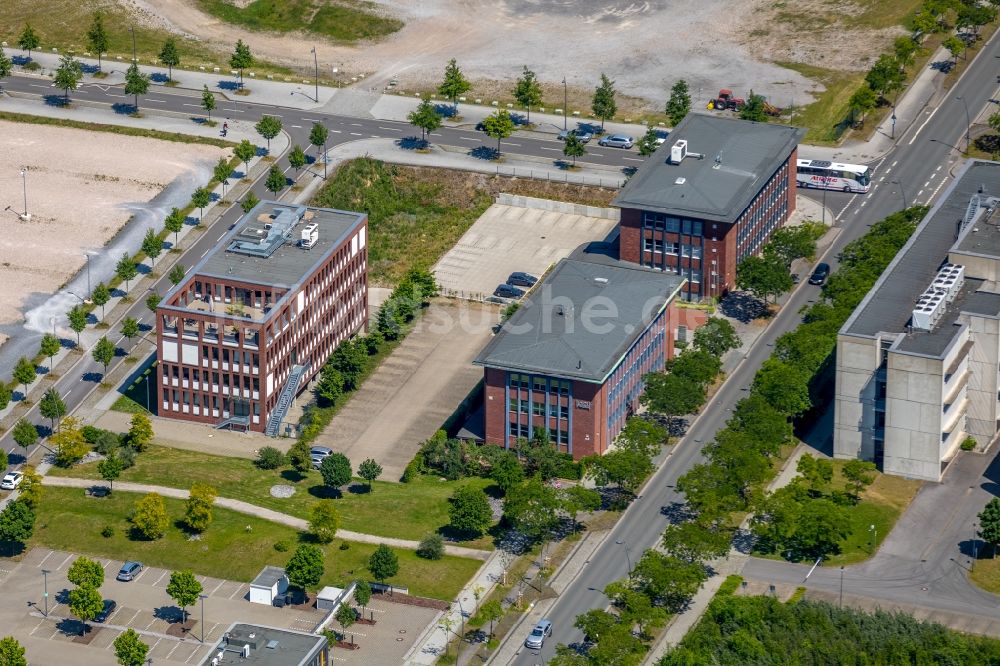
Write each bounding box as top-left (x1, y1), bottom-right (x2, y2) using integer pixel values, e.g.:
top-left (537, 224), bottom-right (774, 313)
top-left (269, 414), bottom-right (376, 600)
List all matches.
top-left (1, 471), bottom-right (24, 490)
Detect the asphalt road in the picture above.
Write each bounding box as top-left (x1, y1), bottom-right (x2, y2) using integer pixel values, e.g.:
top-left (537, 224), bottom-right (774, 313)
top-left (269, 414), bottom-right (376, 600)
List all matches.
top-left (509, 30), bottom-right (1000, 666)
top-left (0, 73), bottom-right (644, 172)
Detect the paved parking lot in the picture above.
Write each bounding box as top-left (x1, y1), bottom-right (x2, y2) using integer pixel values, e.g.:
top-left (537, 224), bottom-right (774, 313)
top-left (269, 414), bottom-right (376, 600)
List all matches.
top-left (0, 547), bottom-right (439, 665)
top-left (434, 196), bottom-right (618, 299)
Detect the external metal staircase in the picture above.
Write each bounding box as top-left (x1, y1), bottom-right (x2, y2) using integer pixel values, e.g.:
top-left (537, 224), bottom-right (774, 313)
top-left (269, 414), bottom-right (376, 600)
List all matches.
top-left (265, 363), bottom-right (309, 437)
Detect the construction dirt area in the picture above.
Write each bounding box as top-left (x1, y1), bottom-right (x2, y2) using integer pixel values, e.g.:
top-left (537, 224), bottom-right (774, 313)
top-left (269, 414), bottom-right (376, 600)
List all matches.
top-left (125, 0), bottom-right (910, 112)
top-left (0, 121), bottom-right (225, 347)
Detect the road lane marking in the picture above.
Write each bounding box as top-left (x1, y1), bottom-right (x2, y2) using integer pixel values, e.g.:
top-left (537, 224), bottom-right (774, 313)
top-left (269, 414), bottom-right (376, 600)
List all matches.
top-left (330, 129), bottom-right (342, 133)
top-left (291, 124), bottom-right (302, 128)
top-left (891, 160), bottom-right (898, 167)
top-left (263, 113), bottom-right (283, 118)
top-left (506, 142), bottom-right (522, 147)
top-left (623, 157), bottom-right (644, 162)
top-left (183, 103), bottom-right (201, 108)
top-left (908, 108), bottom-right (937, 145)
top-left (459, 137), bottom-right (479, 141)
top-left (379, 126), bottom-right (402, 132)
top-left (303, 117), bottom-right (321, 122)
top-left (349, 132), bottom-right (363, 136)
top-left (350, 123), bottom-right (362, 126)
top-left (540, 147), bottom-right (561, 152)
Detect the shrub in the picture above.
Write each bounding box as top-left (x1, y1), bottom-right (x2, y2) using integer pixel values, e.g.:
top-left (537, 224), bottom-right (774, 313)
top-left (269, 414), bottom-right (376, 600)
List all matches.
top-left (339, 542), bottom-right (350, 551)
top-left (118, 446), bottom-right (138, 469)
top-left (274, 540), bottom-right (290, 552)
top-left (417, 533), bottom-right (445, 560)
top-left (93, 430), bottom-right (121, 455)
top-left (256, 446), bottom-right (286, 470)
top-left (101, 525), bottom-right (114, 538)
top-left (81, 425), bottom-right (102, 444)
top-left (401, 459), bottom-right (422, 483)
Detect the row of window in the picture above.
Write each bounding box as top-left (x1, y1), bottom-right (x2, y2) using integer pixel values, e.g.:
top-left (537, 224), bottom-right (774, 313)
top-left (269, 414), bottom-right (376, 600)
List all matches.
top-left (641, 239), bottom-right (704, 259)
top-left (164, 389), bottom-right (260, 415)
top-left (509, 401), bottom-right (571, 419)
top-left (643, 213), bottom-right (705, 237)
top-left (508, 373), bottom-right (572, 395)
top-left (508, 421), bottom-right (569, 445)
top-left (161, 364), bottom-right (261, 392)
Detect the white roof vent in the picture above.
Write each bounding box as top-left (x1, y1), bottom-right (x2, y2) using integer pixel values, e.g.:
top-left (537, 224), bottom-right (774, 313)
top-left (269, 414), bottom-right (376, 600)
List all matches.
top-left (594, 277), bottom-right (609, 284)
top-left (675, 177), bottom-right (686, 185)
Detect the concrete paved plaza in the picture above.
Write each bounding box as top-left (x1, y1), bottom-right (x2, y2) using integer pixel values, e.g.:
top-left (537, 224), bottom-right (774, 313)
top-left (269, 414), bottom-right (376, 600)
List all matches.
top-left (0, 547), bottom-right (437, 665)
top-left (312, 299), bottom-right (495, 481)
top-left (433, 198), bottom-right (618, 299)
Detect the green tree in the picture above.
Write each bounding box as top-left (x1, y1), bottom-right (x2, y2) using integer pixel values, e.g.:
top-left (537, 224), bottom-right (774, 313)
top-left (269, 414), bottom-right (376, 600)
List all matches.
top-left (116, 253), bottom-right (138, 290)
top-left (736, 254), bottom-right (793, 303)
top-left (662, 521), bottom-right (731, 564)
top-left (605, 581), bottom-right (667, 636)
top-left (141, 228), bottom-right (162, 266)
top-left (255, 115), bottom-right (282, 153)
top-left (309, 122), bottom-right (329, 178)
top-left (417, 533), bottom-right (444, 560)
top-left (943, 35), bottom-right (964, 63)
top-left (164, 207), bottom-right (185, 246)
top-left (309, 502), bottom-right (340, 543)
top-left (166, 570), bottom-right (202, 623)
top-left (288, 440), bottom-right (312, 473)
top-left (40, 332), bottom-right (61, 370)
top-left (67, 305), bottom-right (87, 346)
top-left (368, 544), bottom-right (399, 588)
top-left (201, 85), bottom-right (216, 121)
top-left (513, 66), bottom-right (543, 123)
top-left (574, 608), bottom-right (618, 642)
top-left (482, 109), bottom-right (515, 155)
top-left (842, 458), bottom-right (877, 500)
top-left (848, 85), bottom-right (878, 127)
top-left (407, 98), bottom-right (442, 142)
top-left (448, 486), bottom-right (493, 536)
top-left (616, 416), bottom-right (667, 460)
top-left (12, 357), bottom-right (35, 398)
top-left (438, 58), bottom-right (471, 113)
top-left (68, 555), bottom-right (104, 589)
top-left (51, 417), bottom-right (89, 467)
top-left (145, 292), bottom-right (160, 314)
top-left (314, 366), bottom-right (344, 407)
top-left (796, 454), bottom-right (833, 494)
top-left (127, 411), bottom-right (154, 451)
top-left (39, 388), bottom-right (66, 432)
top-left (865, 54), bottom-right (905, 100)
top-left (158, 38), bottom-right (180, 82)
top-left (587, 448), bottom-right (652, 493)
top-left (113, 628), bottom-right (149, 666)
top-left (560, 484), bottom-right (601, 529)
top-left (86, 13), bottom-right (110, 72)
top-left (669, 348), bottom-right (722, 387)
top-left (184, 483), bottom-right (216, 532)
top-left (0, 47), bottom-right (12, 89)
top-left (191, 186), bottom-right (211, 222)
top-left (503, 477), bottom-right (561, 543)
top-left (637, 126), bottom-right (659, 156)
top-left (893, 36), bottom-right (919, 69)
top-left (131, 492), bottom-right (169, 540)
top-left (241, 191), bottom-right (260, 214)
top-left (562, 133), bottom-right (586, 165)
top-left (979, 498), bottom-right (1000, 558)
top-left (665, 79), bottom-right (691, 126)
top-left (739, 92), bottom-right (767, 122)
top-left (121, 317), bottom-right (139, 344)
top-left (265, 164), bottom-right (286, 196)
top-left (18, 24), bottom-right (40, 59)
top-left (631, 550), bottom-right (707, 612)
top-left (288, 144), bottom-right (307, 174)
top-left (234, 139), bottom-right (256, 176)
top-left (91, 282), bottom-right (111, 319)
top-left (98, 452), bottom-right (124, 493)
top-left (124, 62), bottom-right (150, 111)
top-left (320, 452), bottom-right (352, 492)
top-left (753, 358), bottom-right (811, 416)
top-left (0, 636), bottom-right (26, 666)
top-left (69, 584), bottom-right (104, 634)
top-left (640, 372), bottom-right (705, 426)
top-left (354, 579), bottom-right (372, 618)
top-left (490, 450), bottom-right (524, 494)
top-left (480, 599), bottom-right (503, 637)
top-left (694, 317), bottom-right (741, 358)
top-left (591, 73), bottom-right (617, 129)
top-left (168, 263), bottom-right (186, 286)
top-left (286, 544), bottom-right (325, 592)
top-left (328, 340), bottom-right (367, 390)
top-left (765, 224), bottom-right (821, 268)
top-left (0, 500), bottom-right (35, 548)
top-left (335, 602), bottom-right (356, 638)
top-left (16, 467), bottom-right (43, 510)
top-left (358, 458), bottom-right (382, 491)
top-left (92, 336), bottom-right (115, 375)
top-left (12, 419), bottom-right (38, 457)
top-left (229, 39), bottom-right (253, 89)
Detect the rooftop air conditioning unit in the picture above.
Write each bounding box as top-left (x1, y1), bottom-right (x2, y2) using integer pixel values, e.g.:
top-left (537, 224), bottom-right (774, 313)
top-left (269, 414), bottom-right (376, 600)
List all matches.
top-left (669, 139), bottom-right (688, 164)
top-left (300, 223), bottom-right (319, 249)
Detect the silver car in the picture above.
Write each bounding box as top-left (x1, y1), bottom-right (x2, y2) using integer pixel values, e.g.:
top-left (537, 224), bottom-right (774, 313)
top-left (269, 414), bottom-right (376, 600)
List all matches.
top-left (598, 134), bottom-right (634, 149)
top-left (524, 619), bottom-right (552, 649)
top-left (557, 129), bottom-right (594, 143)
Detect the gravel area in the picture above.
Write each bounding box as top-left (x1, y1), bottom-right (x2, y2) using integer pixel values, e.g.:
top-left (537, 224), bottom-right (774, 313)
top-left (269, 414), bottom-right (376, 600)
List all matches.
top-left (269, 484), bottom-right (295, 498)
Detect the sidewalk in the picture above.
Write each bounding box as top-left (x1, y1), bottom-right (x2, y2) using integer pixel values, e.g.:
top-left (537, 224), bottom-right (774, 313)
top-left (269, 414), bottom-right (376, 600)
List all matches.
top-left (40, 476), bottom-right (491, 560)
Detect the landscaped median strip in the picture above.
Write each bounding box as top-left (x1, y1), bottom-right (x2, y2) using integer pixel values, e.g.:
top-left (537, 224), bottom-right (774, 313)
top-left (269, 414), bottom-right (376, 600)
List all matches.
top-left (39, 476), bottom-right (491, 560)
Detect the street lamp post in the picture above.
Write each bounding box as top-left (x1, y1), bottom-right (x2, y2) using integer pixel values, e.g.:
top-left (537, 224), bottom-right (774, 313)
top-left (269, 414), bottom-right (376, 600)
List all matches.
top-left (42, 569), bottom-right (51, 617)
top-left (973, 521), bottom-right (979, 566)
top-left (20, 168), bottom-right (28, 221)
top-left (311, 46), bottom-right (319, 103)
top-left (562, 77), bottom-right (567, 131)
top-left (956, 96), bottom-right (972, 153)
top-left (890, 107), bottom-right (897, 140)
top-left (199, 594), bottom-right (208, 643)
top-left (85, 253), bottom-right (91, 296)
top-left (869, 524), bottom-right (877, 554)
top-left (615, 539), bottom-right (632, 571)
top-left (891, 179), bottom-right (907, 209)
top-left (839, 566), bottom-right (844, 607)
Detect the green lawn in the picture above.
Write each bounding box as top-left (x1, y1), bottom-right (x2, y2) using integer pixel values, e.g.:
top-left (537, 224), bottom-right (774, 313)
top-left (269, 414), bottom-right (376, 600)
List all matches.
top-left (778, 62), bottom-right (866, 145)
top-left (49, 444), bottom-right (496, 548)
top-left (195, 0), bottom-right (402, 42)
top-left (27, 487), bottom-right (480, 600)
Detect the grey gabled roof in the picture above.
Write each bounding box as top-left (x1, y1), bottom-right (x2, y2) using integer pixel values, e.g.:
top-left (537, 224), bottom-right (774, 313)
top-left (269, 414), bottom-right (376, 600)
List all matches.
top-left (613, 114), bottom-right (804, 223)
top-left (474, 256), bottom-right (685, 382)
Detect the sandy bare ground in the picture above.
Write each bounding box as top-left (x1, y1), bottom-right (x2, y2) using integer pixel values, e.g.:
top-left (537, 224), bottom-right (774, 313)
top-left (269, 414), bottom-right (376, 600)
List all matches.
top-left (0, 121), bottom-right (226, 336)
top-left (118, 0), bottom-right (904, 111)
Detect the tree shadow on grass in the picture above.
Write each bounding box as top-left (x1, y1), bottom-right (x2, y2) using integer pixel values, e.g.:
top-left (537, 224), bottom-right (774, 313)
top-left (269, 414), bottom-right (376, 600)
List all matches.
top-left (306, 484), bottom-right (342, 499)
top-left (280, 469), bottom-right (309, 484)
top-left (437, 524), bottom-right (485, 543)
top-left (346, 483), bottom-right (370, 495)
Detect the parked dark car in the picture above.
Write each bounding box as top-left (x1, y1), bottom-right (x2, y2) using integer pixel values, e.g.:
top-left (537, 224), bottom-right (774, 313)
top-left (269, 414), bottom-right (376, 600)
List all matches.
top-left (507, 271), bottom-right (538, 287)
top-left (94, 600), bottom-right (117, 623)
top-left (116, 561), bottom-right (143, 582)
top-left (808, 262), bottom-right (831, 285)
top-left (494, 283), bottom-right (526, 299)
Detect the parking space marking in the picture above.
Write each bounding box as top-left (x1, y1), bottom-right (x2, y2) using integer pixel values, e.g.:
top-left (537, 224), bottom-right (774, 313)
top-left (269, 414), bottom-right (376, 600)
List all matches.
top-left (152, 570), bottom-right (169, 586)
top-left (122, 609), bottom-right (140, 627)
top-left (209, 580), bottom-right (226, 596)
top-left (166, 641), bottom-right (183, 660)
top-left (56, 553), bottom-right (73, 570)
top-left (229, 585), bottom-right (245, 599)
top-left (132, 567), bottom-right (151, 583)
top-left (37, 550), bottom-right (55, 568)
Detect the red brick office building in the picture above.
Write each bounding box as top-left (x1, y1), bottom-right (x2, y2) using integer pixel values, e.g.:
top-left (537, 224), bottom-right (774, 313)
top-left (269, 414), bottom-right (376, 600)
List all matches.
top-left (155, 201), bottom-right (367, 435)
top-left (614, 115), bottom-right (805, 301)
top-left (475, 256), bottom-right (686, 459)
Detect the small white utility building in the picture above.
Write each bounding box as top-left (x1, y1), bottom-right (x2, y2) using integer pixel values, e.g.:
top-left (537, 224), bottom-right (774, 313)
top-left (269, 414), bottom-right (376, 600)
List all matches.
top-left (249, 566), bottom-right (288, 606)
